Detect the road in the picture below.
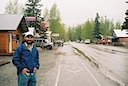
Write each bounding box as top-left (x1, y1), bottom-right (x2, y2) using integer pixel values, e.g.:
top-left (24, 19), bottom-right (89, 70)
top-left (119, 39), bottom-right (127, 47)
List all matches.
top-left (0, 44), bottom-right (123, 86)
top-left (51, 44), bottom-right (119, 86)
top-left (70, 42), bottom-right (128, 86)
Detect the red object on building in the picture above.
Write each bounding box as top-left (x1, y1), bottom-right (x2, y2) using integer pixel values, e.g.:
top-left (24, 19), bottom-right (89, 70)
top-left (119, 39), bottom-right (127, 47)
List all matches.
top-left (25, 16), bottom-right (36, 21)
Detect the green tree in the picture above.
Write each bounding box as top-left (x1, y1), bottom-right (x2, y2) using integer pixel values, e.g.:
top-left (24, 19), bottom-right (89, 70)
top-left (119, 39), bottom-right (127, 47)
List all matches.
top-left (49, 3), bottom-right (66, 40)
top-left (74, 25), bottom-right (82, 41)
top-left (43, 8), bottom-right (49, 21)
top-left (108, 20), bottom-right (115, 35)
top-left (115, 21), bottom-right (121, 29)
top-left (122, 10), bottom-right (128, 30)
top-left (67, 27), bottom-right (75, 41)
top-left (49, 4), bottom-right (61, 32)
top-left (66, 15), bottom-right (118, 42)
top-left (100, 16), bottom-right (110, 35)
top-left (66, 19), bottom-right (95, 41)
top-left (100, 17), bottom-right (116, 36)
top-left (82, 20), bottom-right (94, 40)
top-left (24, 0), bottom-right (42, 18)
top-left (67, 28), bottom-right (72, 40)
top-left (93, 13), bottom-right (101, 39)
top-left (5, 0), bottom-right (24, 14)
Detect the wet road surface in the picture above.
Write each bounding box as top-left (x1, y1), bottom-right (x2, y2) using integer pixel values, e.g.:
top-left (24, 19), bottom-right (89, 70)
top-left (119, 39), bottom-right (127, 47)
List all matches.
top-left (52, 44), bottom-right (119, 86)
top-left (70, 42), bottom-right (128, 86)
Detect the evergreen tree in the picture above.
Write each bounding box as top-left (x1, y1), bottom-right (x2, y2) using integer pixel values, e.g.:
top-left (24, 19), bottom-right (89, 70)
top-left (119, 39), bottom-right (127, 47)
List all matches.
top-left (122, 10), bottom-right (128, 30)
top-left (93, 13), bottom-right (101, 39)
top-left (24, 0), bottom-right (42, 18)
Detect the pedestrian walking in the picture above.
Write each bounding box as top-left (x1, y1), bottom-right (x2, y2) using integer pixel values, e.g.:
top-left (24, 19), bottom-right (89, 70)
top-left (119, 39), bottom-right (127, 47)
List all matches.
top-left (12, 32), bottom-right (40, 86)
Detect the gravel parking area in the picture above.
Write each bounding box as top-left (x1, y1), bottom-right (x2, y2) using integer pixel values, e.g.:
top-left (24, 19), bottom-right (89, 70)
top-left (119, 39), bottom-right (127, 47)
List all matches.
top-left (0, 47), bottom-right (59, 86)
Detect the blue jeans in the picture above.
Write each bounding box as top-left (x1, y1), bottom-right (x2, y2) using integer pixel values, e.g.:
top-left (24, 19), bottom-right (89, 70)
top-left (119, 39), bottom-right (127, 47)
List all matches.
top-left (18, 73), bottom-right (36, 86)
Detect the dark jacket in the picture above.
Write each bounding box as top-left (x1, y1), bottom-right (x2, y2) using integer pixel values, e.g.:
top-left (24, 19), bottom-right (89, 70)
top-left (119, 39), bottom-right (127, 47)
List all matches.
top-left (12, 42), bottom-right (40, 75)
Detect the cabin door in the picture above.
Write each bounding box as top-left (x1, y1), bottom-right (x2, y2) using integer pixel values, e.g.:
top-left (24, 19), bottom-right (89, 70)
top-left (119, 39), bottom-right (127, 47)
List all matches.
top-left (9, 33), bottom-right (12, 53)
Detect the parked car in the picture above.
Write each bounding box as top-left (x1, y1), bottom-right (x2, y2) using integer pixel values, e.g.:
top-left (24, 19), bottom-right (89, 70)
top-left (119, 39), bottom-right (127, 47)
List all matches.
top-left (55, 40), bottom-right (64, 46)
top-left (76, 40), bottom-right (80, 43)
top-left (34, 38), bottom-right (53, 50)
top-left (84, 39), bottom-right (91, 44)
top-left (43, 39), bottom-right (53, 50)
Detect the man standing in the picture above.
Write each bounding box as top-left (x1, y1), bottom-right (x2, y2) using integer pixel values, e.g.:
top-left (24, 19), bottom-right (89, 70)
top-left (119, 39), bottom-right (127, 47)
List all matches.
top-left (12, 32), bottom-right (40, 86)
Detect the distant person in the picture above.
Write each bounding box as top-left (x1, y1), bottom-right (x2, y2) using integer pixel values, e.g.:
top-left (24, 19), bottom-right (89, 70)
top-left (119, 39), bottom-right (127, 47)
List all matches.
top-left (12, 32), bottom-right (40, 86)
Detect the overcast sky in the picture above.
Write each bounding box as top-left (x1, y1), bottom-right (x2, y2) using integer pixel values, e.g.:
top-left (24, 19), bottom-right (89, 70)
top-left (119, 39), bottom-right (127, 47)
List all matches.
top-left (0, 0), bottom-right (128, 26)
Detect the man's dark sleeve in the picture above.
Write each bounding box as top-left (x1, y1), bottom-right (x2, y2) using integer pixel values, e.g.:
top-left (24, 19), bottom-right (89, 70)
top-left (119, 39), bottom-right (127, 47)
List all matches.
top-left (12, 47), bottom-right (27, 71)
top-left (35, 50), bottom-right (40, 69)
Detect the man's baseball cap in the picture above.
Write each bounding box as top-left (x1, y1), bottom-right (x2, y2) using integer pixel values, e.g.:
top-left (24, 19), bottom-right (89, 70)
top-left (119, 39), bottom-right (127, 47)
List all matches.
top-left (24, 32), bottom-right (34, 37)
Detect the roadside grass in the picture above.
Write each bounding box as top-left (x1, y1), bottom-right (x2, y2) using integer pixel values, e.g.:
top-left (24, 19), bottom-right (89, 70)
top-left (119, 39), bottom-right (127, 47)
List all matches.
top-left (73, 47), bottom-right (99, 69)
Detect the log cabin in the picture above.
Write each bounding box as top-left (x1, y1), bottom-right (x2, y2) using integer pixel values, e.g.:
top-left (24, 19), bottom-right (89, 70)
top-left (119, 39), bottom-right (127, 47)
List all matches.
top-left (0, 14), bottom-right (28, 55)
